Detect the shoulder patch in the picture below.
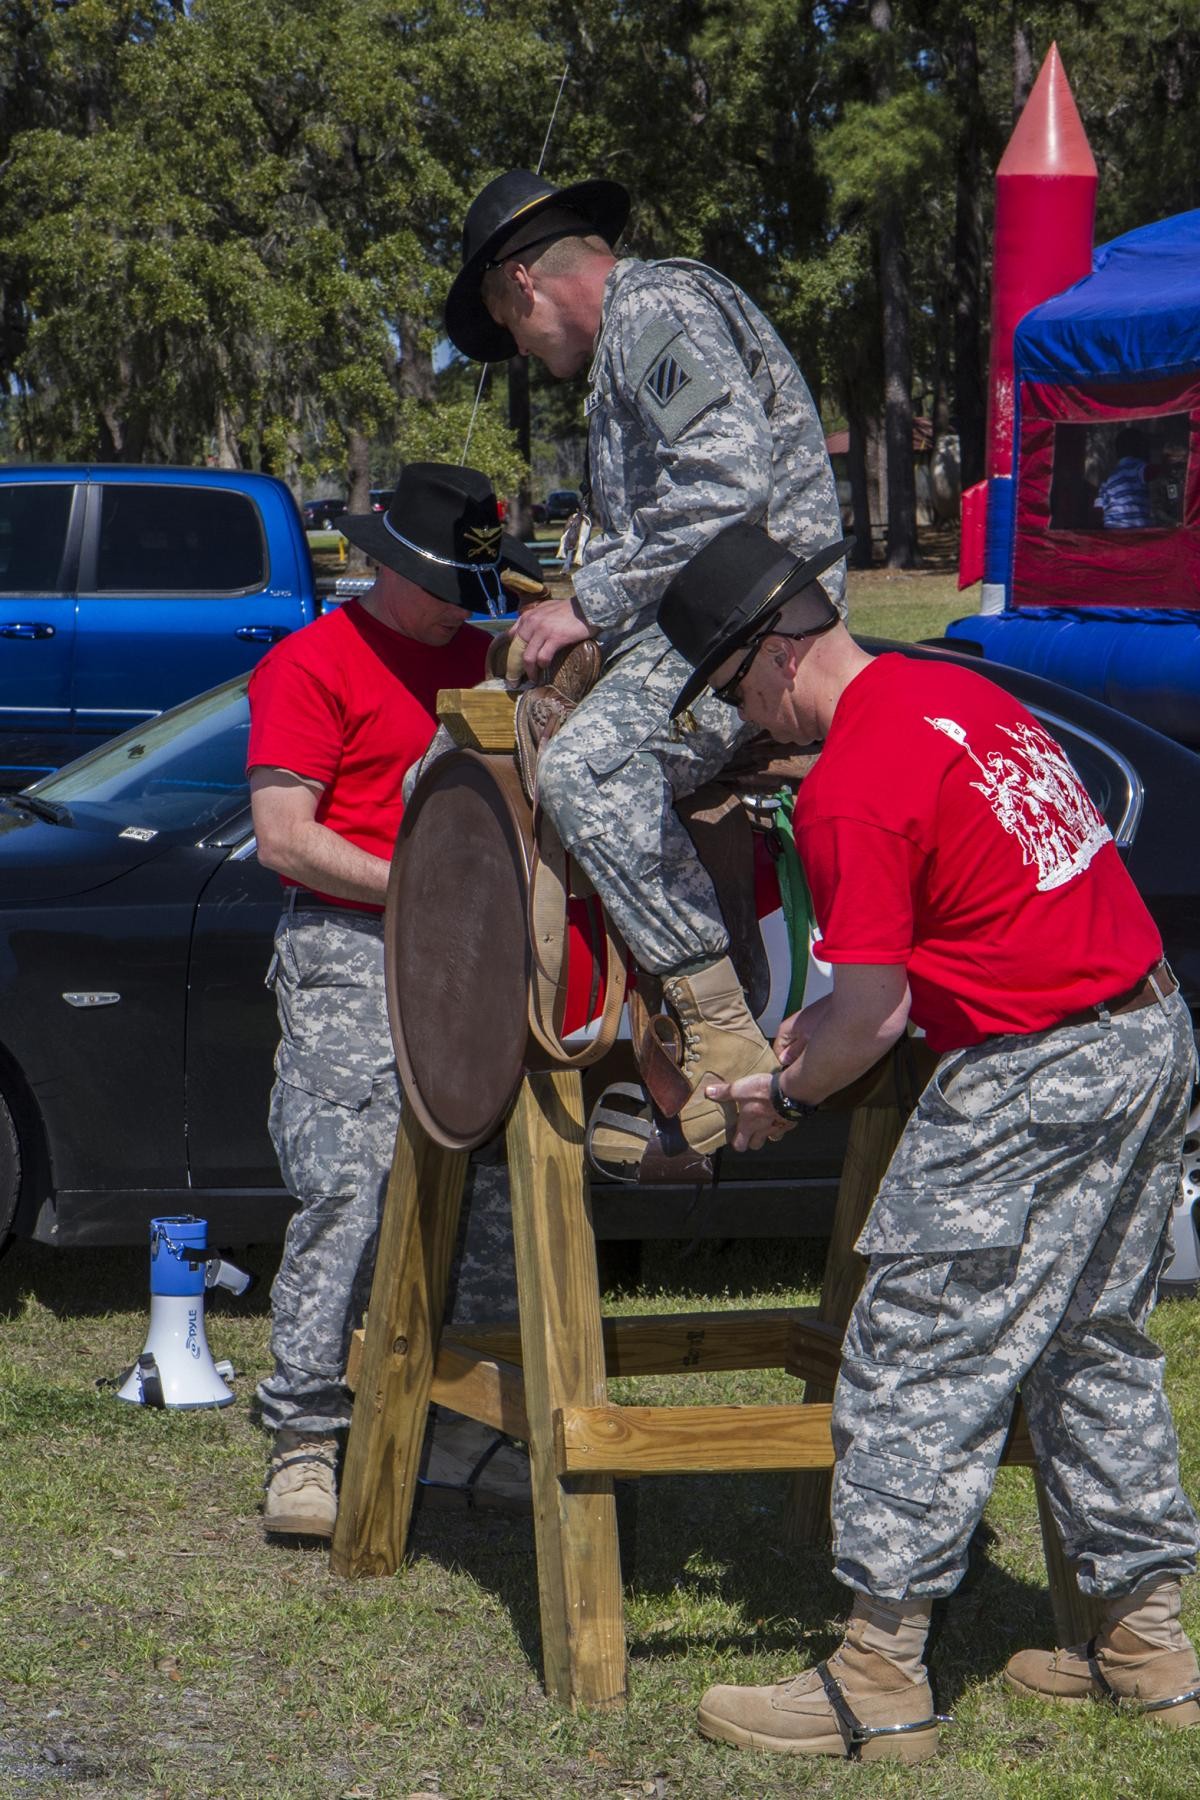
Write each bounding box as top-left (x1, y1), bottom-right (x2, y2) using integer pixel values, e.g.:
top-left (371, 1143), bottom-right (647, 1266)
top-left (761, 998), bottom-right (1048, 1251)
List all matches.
top-left (631, 327), bottom-right (727, 445)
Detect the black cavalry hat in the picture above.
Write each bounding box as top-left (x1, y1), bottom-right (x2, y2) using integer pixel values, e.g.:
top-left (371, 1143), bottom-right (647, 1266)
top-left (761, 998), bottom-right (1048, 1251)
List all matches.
top-left (445, 168), bottom-right (630, 364)
top-left (659, 524), bottom-right (853, 718)
top-left (336, 463), bottom-right (542, 612)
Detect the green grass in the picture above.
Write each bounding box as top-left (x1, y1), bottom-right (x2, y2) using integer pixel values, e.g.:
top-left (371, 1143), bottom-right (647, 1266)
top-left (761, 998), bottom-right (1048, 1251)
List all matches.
top-left (846, 567), bottom-right (970, 646)
top-left (2, 1237), bottom-right (1199, 1798)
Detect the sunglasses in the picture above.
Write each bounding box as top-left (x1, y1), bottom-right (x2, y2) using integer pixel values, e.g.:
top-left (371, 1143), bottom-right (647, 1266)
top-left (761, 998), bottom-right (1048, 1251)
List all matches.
top-left (709, 610), bottom-right (839, 708)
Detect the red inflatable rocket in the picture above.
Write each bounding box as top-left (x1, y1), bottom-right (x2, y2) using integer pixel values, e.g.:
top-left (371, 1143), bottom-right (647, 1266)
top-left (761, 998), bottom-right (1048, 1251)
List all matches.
top-left (960, 44), bottom-right (1098, 597)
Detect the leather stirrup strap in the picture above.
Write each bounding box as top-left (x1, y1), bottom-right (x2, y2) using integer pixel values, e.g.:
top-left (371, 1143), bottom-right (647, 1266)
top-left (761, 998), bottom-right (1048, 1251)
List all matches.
top-left (526, 798), bottom-right (628, 1068)
top-left (815, 1662), bottom-right (949, 1760)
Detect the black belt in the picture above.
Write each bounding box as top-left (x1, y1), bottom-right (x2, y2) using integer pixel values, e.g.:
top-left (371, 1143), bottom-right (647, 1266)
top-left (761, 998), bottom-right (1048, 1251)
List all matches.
top-left (1056, 960), bottom-right (1177, 1031)
top-left (287, 888), bottom-right (384, 918)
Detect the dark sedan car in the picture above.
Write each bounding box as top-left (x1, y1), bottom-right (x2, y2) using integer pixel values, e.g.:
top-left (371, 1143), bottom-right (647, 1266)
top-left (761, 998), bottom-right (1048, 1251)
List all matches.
top-left (1, 647), bottom-right (1197, 1286)
top-left (301, 496), bottom-right (345, 531)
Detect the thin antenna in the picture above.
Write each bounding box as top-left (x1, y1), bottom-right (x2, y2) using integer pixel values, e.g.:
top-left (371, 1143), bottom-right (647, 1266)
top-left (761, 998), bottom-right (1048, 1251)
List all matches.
top-left (460, 62), bottom-right (571, 464)
top-left (536, 63), bottom-right (571, 176)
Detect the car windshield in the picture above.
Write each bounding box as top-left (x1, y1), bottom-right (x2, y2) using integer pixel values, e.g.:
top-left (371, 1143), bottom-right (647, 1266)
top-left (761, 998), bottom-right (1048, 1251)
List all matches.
top-left (26, 678), bottom-right (251, 837)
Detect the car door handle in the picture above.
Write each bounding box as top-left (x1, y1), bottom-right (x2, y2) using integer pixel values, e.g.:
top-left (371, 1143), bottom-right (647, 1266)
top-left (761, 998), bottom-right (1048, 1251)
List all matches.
top-left (0, 622), bottom-right (56, 639)
top-left (235, 625), bottom-right (291, 644)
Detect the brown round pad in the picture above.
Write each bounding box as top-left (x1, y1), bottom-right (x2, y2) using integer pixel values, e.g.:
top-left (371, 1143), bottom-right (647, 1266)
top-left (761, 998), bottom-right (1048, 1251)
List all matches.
top-left (386, 751), bottom-right (534, 1149)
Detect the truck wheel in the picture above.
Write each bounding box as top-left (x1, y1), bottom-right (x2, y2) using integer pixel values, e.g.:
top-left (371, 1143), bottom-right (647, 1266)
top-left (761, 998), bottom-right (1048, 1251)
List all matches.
top-left (0, 1090), bottom-right (20, 1255)
top-left (1161, 1095), bottom-right (1200, 1298)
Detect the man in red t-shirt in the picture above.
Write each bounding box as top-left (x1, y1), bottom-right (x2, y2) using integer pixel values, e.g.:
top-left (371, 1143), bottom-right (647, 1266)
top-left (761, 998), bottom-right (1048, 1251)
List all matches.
top-left (656, 522), bottom-right (1199, 1763)
top-left (248, 463), bottom-right (543, 1539)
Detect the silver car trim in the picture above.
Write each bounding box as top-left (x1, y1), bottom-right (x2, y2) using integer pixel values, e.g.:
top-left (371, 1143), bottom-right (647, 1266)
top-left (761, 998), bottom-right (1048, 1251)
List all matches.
top-left (1032, 706), bottom-right (1143, 847)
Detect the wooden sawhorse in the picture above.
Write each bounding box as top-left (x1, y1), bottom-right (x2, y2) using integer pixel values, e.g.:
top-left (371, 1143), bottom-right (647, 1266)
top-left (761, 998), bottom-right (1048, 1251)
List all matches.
top-left (331, 1067), bottom-right (1099, 1708)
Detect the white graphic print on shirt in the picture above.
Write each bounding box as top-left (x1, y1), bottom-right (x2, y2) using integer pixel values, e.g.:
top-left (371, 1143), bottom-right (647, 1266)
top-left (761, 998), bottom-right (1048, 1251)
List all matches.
top-left (925, 715), bottom-right (1111, 892)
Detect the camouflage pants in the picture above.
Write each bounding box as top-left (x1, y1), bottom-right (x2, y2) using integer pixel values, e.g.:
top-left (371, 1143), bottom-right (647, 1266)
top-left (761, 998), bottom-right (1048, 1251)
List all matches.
top-left (256, 905), bottom-right (516, 1436)
top-left (831, 988), bottom-right (1199, 1600)
top-left (536, 630), bottom-right (756, 974)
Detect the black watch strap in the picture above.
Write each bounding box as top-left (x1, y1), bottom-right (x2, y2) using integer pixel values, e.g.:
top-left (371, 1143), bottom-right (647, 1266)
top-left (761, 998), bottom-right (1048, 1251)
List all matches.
top-left (770, 1067), bottom-right (820, 1122)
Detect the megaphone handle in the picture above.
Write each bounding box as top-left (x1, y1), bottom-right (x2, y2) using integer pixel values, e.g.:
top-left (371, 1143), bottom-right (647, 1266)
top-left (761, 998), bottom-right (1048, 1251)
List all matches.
top-left (137, 1353), bottom-right (165, 1409)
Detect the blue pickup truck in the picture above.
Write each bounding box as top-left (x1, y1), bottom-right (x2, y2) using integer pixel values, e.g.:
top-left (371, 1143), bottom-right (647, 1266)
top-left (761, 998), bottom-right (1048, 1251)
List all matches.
top-left (0, 464), bottom-right (359, 784)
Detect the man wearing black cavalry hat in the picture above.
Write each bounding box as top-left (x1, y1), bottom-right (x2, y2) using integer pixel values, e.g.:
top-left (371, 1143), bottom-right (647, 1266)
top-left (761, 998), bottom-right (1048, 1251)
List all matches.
top-left (656, 520), bottom-right (1200, 1763)
top-left (247, 465), bottom-right (540, 1537)
top-left (445, 170), bottom-right (846, 1174)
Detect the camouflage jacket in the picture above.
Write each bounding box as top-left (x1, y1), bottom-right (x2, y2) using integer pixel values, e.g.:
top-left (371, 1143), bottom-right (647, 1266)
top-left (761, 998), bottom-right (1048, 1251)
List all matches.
top-left (572, 257), bottom-right (845, 659)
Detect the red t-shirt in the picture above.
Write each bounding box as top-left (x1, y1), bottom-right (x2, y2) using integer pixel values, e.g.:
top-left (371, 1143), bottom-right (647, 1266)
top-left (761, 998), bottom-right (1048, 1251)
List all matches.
top-left (246, 600), bottom-right (490, 910)
top-left (793, 654), bottom-right (1162, 1052)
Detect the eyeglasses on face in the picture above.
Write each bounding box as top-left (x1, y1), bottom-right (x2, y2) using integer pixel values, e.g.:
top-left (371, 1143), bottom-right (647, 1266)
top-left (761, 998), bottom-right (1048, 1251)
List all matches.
top-left (709, 610), bottom-right (838, 708)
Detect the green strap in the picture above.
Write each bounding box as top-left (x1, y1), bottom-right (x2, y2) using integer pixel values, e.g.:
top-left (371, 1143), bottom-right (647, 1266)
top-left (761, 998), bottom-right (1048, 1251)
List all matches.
top-left (771, 789), bottom-right (813, 1017)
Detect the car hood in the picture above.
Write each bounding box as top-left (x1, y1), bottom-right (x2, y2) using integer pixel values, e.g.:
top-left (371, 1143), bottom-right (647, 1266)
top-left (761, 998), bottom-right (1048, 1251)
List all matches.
top-left (0, 805), bottom-right (183, 900)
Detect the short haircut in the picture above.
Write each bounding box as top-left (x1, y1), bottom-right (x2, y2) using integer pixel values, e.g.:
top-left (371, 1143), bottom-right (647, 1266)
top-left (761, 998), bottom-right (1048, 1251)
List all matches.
top-left (777, 583), bottom-right (838, 636)
top-left (480, 207), bottom-right (613, 313)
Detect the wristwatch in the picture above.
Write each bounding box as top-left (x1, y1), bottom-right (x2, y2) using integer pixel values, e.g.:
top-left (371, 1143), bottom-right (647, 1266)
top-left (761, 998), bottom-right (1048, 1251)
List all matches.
top-left (770, 1068), bottom-right (820, 1122)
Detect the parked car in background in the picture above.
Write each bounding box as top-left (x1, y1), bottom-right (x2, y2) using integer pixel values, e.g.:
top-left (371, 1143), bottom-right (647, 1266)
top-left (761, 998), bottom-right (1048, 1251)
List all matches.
top-left (301, 496), bottom-right (345, 531)
top-left (369, 488), bottom-right (394, 512)
top-left (0, 465), bottom-right (336, 785)
top-left (543, 487), bottom-right (579, 522)
top-left (0, 644), bottom-right (1196, 1289)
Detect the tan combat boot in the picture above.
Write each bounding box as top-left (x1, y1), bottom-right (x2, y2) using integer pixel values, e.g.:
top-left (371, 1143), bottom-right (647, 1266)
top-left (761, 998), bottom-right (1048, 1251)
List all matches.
top-left (662, 955), bottom-right (779, 1153)
top-left (1005, 1579), bottom-right (1200, 1728)
top-left (262, 1429), bottom-right (339, 1539)
top-left (698, 1601), bottom-right (944, 1763)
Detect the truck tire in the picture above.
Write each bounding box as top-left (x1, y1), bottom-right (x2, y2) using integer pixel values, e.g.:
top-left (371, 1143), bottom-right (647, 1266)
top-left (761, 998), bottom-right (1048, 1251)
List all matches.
top-left (0, 1090), bottom-right (20, 1254)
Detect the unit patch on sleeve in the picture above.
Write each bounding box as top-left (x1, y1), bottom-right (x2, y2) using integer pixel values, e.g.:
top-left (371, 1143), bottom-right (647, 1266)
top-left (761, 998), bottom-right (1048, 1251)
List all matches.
top-left (627, 322), bottom-right (727, 445)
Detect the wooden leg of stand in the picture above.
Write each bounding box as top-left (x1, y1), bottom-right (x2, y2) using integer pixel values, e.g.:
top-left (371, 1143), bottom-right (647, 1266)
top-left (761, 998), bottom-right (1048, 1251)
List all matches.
top-left (330, 1106), bottom-right (468, 1579)
top-left (786, 1103), bottom-right (906, 1547)
top-left (506, 1070), bottom-right (626, 1710)
top-left (1035, 1471), bottom-right (1105, 1648)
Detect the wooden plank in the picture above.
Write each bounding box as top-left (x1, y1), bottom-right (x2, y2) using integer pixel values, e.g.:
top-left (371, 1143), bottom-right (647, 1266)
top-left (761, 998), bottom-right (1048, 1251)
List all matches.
top-left (594, 1308), bottom-right (801, 1375)
top-left (429, 1343), bottom-right (529, 1441)
top-left (506, 1071), bottom-right (626, 1710)
top-left (437, 687), bottom-right (516, 751)
top-left (1002, 1402), bottom-right (1035, 1467)
top-left (558, 1403), bottom-right (837, 1475)
top-left (347, 1307), bottom-right (814, 1395)
top-left (345, 1325), bottom-right (364, 1394)
top-left (785, 1318), bottom-right (849, 1390)
top-left (451, 1308), bottom-right (810, 1375)
top-left (330, 1108), bottom-right (468, 1580)
top-left (1035, 1472), bottom-right (1104, 1646)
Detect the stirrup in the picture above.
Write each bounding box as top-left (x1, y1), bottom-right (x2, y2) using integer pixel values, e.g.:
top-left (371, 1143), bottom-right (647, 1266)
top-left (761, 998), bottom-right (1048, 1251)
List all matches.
top-left (585, 1081), bottom-right (715, 1186)
top-left (1085, 1638), bottom-right (1200, 1716)
top-left (815, 1663), bottom-right (951, 1762)
top-left (418, 1428), bottom-right (520, 1508)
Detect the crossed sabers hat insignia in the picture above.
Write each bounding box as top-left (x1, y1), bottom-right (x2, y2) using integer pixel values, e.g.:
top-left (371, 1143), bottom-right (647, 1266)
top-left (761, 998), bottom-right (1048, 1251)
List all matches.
top-left (464, 523), bottom-right (503, 562)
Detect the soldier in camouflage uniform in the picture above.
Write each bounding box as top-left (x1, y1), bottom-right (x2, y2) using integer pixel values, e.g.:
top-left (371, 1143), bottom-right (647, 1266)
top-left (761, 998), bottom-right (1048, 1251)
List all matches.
top-left (658, 522), bottom-right (1200, 1763)
top-left (445, 169), bottom-right (847, 1168)
top-left (248, 465), bottom-right (542, 1539)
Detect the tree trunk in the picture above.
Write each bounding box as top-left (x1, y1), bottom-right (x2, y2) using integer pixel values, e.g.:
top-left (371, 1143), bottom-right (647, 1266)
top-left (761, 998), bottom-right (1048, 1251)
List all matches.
top-left (872, 0), bottom-right (917, 568)
top-left (506, 354), bottom-right (533, 539)
top-left (345, 428), bottom-right (373, 571)
top-left (846, 402), bottom-right (874, 569)
top-left (879, 205), bottom-right (917, 567)
top-left (396, 313), bottom-right (435, 404)
top-left (212, 405), bottom-right (243, 470)
top-left (953, 15), bottom-right (987, 489)
top-left (1013, 14), bottom-right (1035, 119)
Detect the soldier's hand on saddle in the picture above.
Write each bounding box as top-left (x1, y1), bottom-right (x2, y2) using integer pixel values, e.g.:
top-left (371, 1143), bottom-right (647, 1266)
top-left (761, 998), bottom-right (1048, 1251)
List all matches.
top-left (513, 595), bottom-right (595, 679)
top-left (704, 1073), bottom-right (793, 1153)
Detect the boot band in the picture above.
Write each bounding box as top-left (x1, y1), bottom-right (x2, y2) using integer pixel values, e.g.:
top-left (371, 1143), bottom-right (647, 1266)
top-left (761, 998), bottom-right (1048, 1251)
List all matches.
top-left (814, 1662), bottom-right (950, 1760)
top-left (1085, 1639), bottom-right (1200, 1715)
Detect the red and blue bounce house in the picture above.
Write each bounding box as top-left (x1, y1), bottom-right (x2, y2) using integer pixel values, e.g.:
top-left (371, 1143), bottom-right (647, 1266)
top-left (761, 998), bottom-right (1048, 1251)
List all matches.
top-left (949, 208), bottom-right (1200, 750)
